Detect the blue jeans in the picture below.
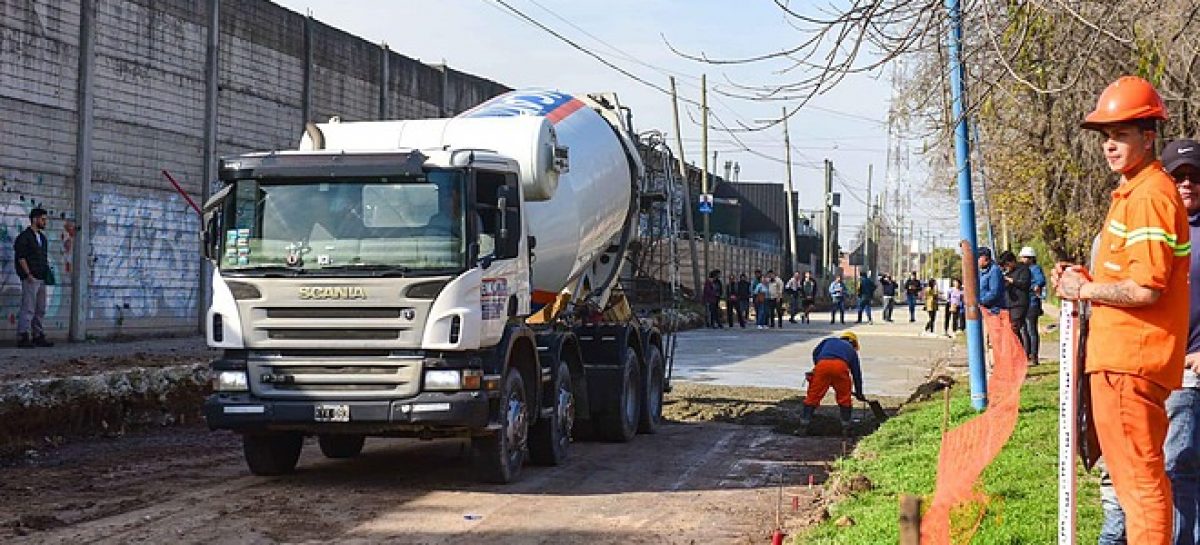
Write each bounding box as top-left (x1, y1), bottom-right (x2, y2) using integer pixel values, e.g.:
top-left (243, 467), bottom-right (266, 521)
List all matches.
top-left (1099, 387), bottom-right (1200, 545)
top-left (857, 298), bottom-right (873, 323)
top-left (1168, 387), bottom-right (1200, 545)
top-left (906, 293), bottom-right (917, 321)
top-left (1099, 458), bottom-right (1127, 545)
top-left (756, 302), bottom-right (767, 326)
top-left (830, 298), bottom-right (845, 323)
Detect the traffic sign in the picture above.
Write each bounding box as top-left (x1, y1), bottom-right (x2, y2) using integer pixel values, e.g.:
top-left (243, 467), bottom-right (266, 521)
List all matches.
top-left (698, 193), bottom-right (714, 214)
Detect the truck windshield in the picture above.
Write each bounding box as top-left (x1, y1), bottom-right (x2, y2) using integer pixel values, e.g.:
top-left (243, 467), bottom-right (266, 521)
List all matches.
top-left (217, 171), bottom-right (466, 275)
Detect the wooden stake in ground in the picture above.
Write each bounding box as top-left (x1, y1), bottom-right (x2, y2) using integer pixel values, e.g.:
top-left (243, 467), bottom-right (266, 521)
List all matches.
top-left (942, 384), bottom-right (952, 436)
top-left (900, 495), bottom-right (922, 545)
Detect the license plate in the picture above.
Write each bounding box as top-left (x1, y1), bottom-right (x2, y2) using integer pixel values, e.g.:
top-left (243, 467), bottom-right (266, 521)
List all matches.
top-left (314, 404), bottom-right (350, 422)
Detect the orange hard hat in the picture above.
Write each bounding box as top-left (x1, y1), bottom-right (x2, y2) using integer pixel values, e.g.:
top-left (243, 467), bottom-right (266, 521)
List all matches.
top-left (1082, 76), bottom-right (1167, 130)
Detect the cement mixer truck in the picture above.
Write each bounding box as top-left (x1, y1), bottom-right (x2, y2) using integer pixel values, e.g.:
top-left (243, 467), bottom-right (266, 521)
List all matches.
top-left (200, 90), bottom-right (668, 483)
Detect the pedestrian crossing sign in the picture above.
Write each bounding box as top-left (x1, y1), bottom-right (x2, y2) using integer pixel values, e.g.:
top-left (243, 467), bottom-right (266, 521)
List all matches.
top-left (699, 193), bottom-right (713, 214)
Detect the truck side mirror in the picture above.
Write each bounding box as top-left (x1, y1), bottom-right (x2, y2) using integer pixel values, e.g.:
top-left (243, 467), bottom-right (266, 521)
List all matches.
top-left (201, 211), bottom-right (220, 261)
top-left (527, 235), bottom-right (537, 250)
top-left (201, 184), bottom-right (230, 262)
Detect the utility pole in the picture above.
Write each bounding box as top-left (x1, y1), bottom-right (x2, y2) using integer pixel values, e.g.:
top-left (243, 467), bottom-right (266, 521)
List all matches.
top-left (701, 74), bottom-right (710, 276)
top-left (823, 159), bottom-right (834, 277)
top-left (873, 195), bottom-right (881, 278)
top-left (866, 164), bottom-right (873, 278)
top-left (893, 190), bottom-right (902, 277)
top-left (946, 0), bottom-right (987, 411)
top-left (669, 77), bottom-right (702, 297)
top-left (909, 219), bottom-right (915, 275)
top-left (782, 107), bottom-right (797, 276)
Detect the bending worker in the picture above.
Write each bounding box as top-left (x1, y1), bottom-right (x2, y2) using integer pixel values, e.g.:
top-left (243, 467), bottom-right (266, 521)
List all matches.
top-left (800, 332), bottom-right (867, 431)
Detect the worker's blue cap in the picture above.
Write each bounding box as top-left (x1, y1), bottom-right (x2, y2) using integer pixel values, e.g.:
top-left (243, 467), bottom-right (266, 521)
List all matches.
top-left (977, 247), bottom-right (992, 258)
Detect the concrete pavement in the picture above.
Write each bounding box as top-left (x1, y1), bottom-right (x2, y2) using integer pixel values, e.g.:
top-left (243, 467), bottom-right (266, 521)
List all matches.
top-left (668, 310), bottom-right (955, 399)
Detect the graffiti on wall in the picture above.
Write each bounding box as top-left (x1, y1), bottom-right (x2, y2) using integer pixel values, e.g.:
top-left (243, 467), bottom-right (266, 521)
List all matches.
top-left (89, 190), bottom-right (199, 323)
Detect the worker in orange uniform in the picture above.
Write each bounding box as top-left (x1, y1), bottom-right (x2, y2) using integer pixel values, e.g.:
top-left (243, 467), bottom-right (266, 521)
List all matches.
top-left (800, 331), bottom-right (866, 434)
top-left (1054, 75), bottom-right (1191, 545)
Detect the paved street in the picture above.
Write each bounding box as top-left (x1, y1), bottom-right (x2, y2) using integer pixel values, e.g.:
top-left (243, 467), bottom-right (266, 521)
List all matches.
top-left (670, 309), bottom-right (955, 398)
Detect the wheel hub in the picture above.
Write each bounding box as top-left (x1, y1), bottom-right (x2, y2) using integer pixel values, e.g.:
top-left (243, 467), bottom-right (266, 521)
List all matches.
top-left (505, 393), bottom-right (528, 454)
top-left (557, 385), bottom-right (575, 438)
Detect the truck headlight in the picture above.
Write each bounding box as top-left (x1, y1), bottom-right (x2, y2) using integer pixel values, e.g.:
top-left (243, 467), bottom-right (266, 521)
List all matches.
top-left (213, 370), bottom-right (249, 392)
top-left (424, 370), bottom-right (461, 391)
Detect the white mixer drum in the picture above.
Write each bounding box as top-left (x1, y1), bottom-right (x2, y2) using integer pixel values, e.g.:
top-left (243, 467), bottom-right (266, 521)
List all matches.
top-left (460, 90), bottom-right (634, 300)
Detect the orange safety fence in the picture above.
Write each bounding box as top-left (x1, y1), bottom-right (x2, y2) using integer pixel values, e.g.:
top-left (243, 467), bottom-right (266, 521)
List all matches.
top-left (920, 310), bottom-right (1030, 544)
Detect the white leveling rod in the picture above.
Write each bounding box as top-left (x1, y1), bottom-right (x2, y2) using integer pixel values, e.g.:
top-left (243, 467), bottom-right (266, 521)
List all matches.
top-left (1058, 296), bottom-right (1081, 545)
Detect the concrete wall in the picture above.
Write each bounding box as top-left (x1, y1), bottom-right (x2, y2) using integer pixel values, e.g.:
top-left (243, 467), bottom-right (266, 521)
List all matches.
top-left (0, 0), bottom-right (508, 339)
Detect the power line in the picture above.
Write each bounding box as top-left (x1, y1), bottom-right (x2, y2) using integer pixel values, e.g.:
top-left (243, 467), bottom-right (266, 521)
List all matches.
top-left (486, 0), bottom-right (885, 162)
top-left (488, 0), bottom-right (685, 102)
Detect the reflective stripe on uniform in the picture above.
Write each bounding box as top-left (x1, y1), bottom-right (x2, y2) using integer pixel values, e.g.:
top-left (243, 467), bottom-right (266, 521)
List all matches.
top-left (1107, 220), bottom-right (1190, 256)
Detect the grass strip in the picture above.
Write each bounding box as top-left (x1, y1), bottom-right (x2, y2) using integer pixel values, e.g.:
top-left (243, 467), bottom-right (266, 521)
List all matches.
top-left (797, 365), bottom-right (1103, 544)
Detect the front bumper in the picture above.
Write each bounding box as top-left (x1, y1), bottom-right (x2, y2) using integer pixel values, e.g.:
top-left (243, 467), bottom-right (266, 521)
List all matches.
top-left (203, 390), bottom-right (491, 433)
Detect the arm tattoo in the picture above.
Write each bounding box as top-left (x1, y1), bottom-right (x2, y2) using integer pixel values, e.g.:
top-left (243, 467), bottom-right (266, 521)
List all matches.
top-left (1087, 281), bottom-right (1150, 307)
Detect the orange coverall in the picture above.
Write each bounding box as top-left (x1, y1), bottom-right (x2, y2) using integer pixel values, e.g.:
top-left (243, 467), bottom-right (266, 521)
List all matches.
top-left (1088, 161), bottom-right (1190, 545)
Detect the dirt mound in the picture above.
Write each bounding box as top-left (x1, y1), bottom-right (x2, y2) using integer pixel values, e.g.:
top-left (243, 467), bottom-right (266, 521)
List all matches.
top-left (905, 374), bottom-right (956, 404)
top-left (0, 364), bottom-right (210, 459)
top-left (663, 382), bottom-right (890, 437)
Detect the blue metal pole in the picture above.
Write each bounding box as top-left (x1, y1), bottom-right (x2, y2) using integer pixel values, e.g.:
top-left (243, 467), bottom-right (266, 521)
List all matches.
top-left (946, 0), bottom-right (988, 410)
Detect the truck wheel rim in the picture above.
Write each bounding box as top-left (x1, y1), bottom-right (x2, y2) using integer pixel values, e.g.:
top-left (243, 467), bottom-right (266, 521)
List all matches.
top-left (557, 382), bottom-right (574, 440)
top-left (506, 391), bottom-right (528, 457)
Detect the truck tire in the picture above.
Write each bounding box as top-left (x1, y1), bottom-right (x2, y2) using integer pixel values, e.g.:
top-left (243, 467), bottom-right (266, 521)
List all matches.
top-left (472, 368), bottom-right (528, 483)
top-left (318, 434), bottom-right (365, 459)
top-left (638, 344), bottom-right (665, 434)
top-left (595, 347), bottom-right (640, 442)
top-left (243, 432), bottom-right (303, 476)
top-left (529, 361), bottom-right (574, 465)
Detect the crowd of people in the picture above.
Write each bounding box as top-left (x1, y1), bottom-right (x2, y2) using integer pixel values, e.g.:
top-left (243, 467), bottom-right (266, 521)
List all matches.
top-left (700, 268), bottom-right (889, 330)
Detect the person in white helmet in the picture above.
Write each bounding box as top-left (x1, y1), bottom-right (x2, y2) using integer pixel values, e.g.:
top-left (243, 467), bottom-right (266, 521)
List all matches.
top-left (1018, 246), bottom-right (1047, 365)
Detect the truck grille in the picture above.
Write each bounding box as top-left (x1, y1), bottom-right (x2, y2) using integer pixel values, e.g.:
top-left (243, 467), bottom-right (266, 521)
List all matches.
top-left (265, 308), bottom-right (407, 319)
top-left (244, 303), bottom-right (427, 348)
top-left (266, 329), bottom-right (402, 341)
top-left (249, 355), bottom-right (422, 399)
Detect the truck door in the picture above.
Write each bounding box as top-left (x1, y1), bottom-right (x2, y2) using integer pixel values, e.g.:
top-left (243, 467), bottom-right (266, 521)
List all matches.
top-left (474, 170), bottom-right (530, 343)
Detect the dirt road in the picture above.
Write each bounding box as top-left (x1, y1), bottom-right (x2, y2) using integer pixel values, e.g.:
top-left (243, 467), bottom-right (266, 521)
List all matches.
top-left (1, 384), bottom-right (845, 544)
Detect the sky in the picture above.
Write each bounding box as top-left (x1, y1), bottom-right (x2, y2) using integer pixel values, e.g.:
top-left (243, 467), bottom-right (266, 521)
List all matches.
top-left (271, 0), bottom-right (959, 248)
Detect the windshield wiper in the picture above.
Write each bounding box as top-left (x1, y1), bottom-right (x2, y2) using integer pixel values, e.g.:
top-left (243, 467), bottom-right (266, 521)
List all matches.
top-left (226, 265), bottom-right (306, 276)
top-left (318, 264), bottom-right (412, 277)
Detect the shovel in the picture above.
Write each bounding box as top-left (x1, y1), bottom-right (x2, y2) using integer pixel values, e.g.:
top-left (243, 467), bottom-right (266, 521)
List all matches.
top-left (866, 399), bottom-right (889, 423)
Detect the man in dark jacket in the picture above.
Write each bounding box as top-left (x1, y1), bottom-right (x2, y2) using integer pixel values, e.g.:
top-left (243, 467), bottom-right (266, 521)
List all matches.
top-left (998, 250), bottom-right (1032, 359)
top-left (14, 208), bottom-right (53, 348)
top-left (724, 273), bottom-right (744, 328)
top-left (856, 271), bottom-right (875, 324)
top-left (904, 272), bottom-right (922, 322)
top-left (880, 274), bottom-right (898, 322)
top-left (735, 273), bottom-right (751, 328)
